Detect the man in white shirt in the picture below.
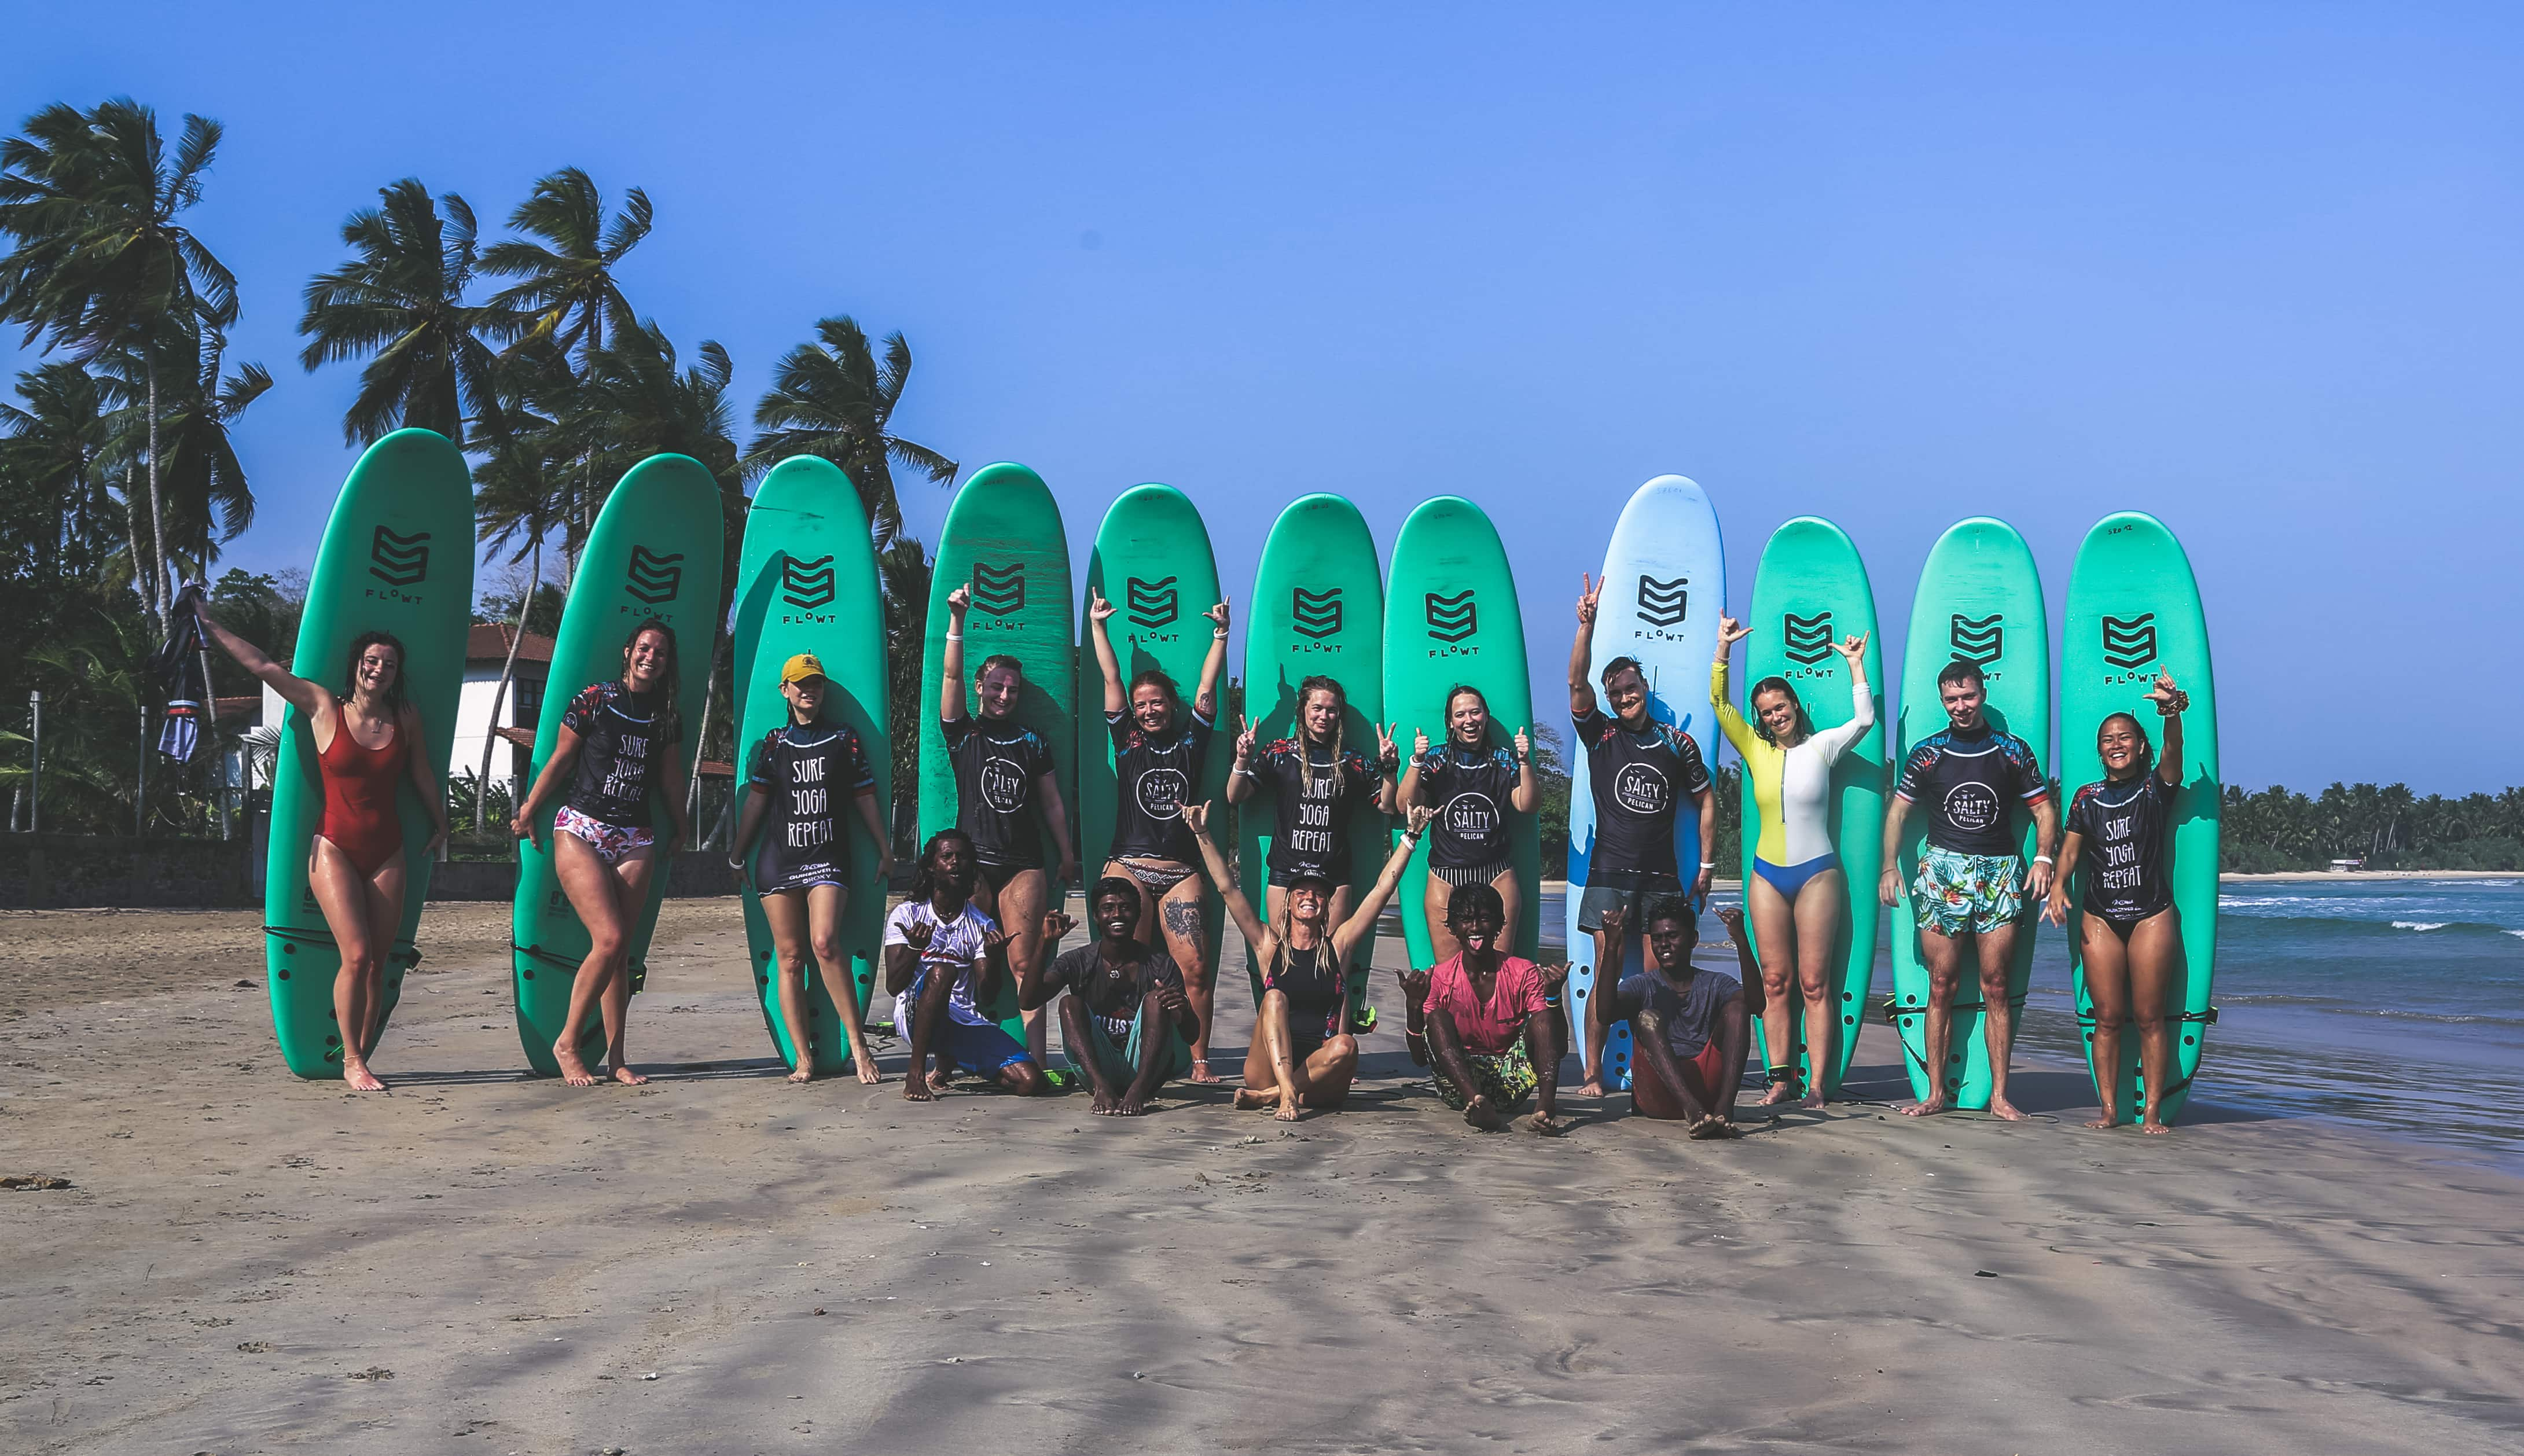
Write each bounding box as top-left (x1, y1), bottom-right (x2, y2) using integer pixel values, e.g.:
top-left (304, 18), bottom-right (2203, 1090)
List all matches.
top-left (884, 829), bottom-right (1046, 1102)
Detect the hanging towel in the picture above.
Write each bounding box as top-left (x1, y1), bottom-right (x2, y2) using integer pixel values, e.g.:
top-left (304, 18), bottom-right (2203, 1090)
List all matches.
top-left (150, 581), bottom-right (213, 764)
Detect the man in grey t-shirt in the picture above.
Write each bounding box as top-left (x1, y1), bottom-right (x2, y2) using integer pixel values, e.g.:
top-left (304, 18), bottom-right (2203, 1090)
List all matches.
top-left (1579, 899), bottom-right (1756, 1136)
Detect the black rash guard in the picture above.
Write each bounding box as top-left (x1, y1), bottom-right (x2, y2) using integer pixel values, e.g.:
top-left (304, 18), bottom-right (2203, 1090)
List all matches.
top-left (1419, 743), bottom-right (1520, 870)
top-left (2066, 774), bottom-right (2174, 924)
top-left (746, 723), bottom-right (875, 892)
top-left (941, 712), bottom-right (1056, 869)
top-left (1573, 706), bottom-right (1710, 885)
top-left (561, 681), bottom-right (676, 828)
top-left (1250, 737), bottom-right (1380, 881)
top-left (1105, 708), bottom-right (1212, 862)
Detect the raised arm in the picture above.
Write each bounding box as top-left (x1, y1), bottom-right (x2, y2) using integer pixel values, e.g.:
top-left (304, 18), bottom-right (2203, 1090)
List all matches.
top-left (1395, 726), bottom-right (1431, 812)
top-left (1181, 801), bottom-right (1267, 952)
top-left (2148, 672), bottom-right (2188, 788)
top-left (938, 585), bottom-right (971, 722)
top-left (1809, 634), bottom-right (1877, 761)
top-left (1088, 591), bottom-right (1125, 714)
top-left (1710, 617), bottom-right (1756, 755)
top-left (1194, 600), bottom-right (1230, 720)
top-left (1509, 728), bottom-right (1540, 812)
top-left (1371, 722), bottom-right (1400, 812)
top-left (1567, 574), bottom-right (1603, 720)
top-left (1332, 805), bottom-right (1431, 965)
top-left (197, 606), bottom-right (326, 719)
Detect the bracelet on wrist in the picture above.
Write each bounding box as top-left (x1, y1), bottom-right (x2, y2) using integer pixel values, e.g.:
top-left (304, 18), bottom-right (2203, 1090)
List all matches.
top-left (2032, 854), bottom-right (2054, 865)
top-left (946, 633), bottom-right (962, 642)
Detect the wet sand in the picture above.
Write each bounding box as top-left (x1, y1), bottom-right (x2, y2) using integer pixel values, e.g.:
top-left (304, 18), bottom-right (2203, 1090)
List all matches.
top-left (3, 900), bottom-right (2522, 1453)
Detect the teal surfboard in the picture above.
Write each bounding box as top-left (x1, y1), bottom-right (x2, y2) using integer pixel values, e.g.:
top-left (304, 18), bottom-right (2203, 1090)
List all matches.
top-left (915, 464), bottom-right (1076, 1043)
top-left (263, 429), bottom-right (474, 1078)
top-left (1383, 497), bottom-right (1540, 967)
top-left (2061, 512), bottom-right (2218, 1123)
top-left (1887, 517), bottom-right (2048, 1109)
top-left (1739, 517), bottom-right (1886, 1098)
top-left (731, 456), bottom-right (890, 1075)
top-left (1078, 484), bottom-right (1229, 972)
top-left (1239, 494), bottom-right (1386, 1017)
top-left (511, 455), bottom-right (725, 1077)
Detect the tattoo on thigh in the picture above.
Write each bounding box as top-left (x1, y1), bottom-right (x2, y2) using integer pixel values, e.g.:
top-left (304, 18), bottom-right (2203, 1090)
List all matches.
top-left (1161, 898), bottom-right (1203, 942)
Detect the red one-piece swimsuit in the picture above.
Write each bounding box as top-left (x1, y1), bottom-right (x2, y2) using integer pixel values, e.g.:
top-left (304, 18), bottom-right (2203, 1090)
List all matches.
top-left (315, 717), bottom-right (409, 876)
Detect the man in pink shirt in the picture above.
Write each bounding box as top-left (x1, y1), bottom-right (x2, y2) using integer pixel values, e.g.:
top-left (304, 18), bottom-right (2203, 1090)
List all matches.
top-left (1401, 883), bottom-right (1571, 1135)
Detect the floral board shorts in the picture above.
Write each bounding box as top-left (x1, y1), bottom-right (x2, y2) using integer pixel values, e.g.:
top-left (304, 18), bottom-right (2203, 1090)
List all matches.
top-left (1432, 1038), bottom-right (1540, 1112)
top-left (555, 805), bottom-right (656, 867)
top-left (1911, 846), bottom-right (2025, 936)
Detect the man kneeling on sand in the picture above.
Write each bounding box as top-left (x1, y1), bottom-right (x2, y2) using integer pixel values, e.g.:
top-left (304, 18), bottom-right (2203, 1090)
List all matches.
top-left (1401, 883), bottom-right (1571, 1135)
top-left (885, 829), bottom-right (1048, 1102)
top-left (1579, 898), bottom-right (1751, 1136)
top-left (1022, 877), bottom-right (1202, 1116)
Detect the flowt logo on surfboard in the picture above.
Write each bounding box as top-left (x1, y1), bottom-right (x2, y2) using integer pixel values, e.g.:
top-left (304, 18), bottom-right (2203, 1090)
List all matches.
top-left (781, 553), bottom-right (837, 610)
top-left (1948, 613), bottom-right (2004, 668)
top-left (1783, 611), bottom-right (1835, 666)
top-left (1424, 589), bottom-right (1479, 650)
top-left (1634, 574), bottom-right (1689, 629)
top-left (1291, 586), bottom-right (1344, 640)
top-left (2101, 613), bottom-right (2158, 671)
top-left (967, 561), bottom-right (1026, 619)
top-left (1126, 575), bottom-right (1180, 629)
top-left (368, 526), bottom-right (431, 589)
top-left (626, 545), bottom-right (685, 605)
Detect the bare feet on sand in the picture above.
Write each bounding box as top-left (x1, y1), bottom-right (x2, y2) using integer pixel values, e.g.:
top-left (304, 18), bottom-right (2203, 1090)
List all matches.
top-left (928, 1068), bottom-right (953, 1094)
top-left (1464, 1095), bottom-right (1504, 1131)
top-left (1989, 1096), bottom-right (2029, 1122)
top-left (343, 1061), bottom-right (387, 1093)
top-left (787, 1065), bottom-right (813, 1085)
top-left (1188, 1059), bottom-right (1222, 1085)
top-left (903, 1076), bottom-right (936, 1102)
top-left (1527, 1111), bottom-right (1568, 1137)
top-left (1801, 1086), bottom-right (1827, 1110)
top-left (1274, 1093), bottom-right (1303, 1123)
top-left (2085, 1109), bottom-right (2119, 1130)
top-left (1759, 1082), bottom-right (1797, 1106)
top-left (1233, 1086), bottom-right (1280, 1111)
top-left (1689, 1114), bottom-right (1739, 1139)
top-left (1901, 1096), bottom-right (1952, 1118)
top-left (609, 1064), bottom-right (648, 1087)
top-left (553, 1041), bottom-right (601, 1088)
top-left (2140, 1119), bottom-right (2171, 1137)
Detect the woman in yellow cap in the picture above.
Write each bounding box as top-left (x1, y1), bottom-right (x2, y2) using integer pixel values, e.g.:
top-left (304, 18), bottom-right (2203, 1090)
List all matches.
top-left (729, 652), bottom-right (895, 1083)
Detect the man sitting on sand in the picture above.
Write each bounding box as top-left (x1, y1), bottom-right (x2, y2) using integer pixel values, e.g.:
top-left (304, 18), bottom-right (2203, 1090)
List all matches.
top-left (1021, 877), bottom-right (1202, 1117)
top-left (1579, 899), bottom-right (1753, 1136)
top-left (1401, 883), bottom-right (1570, 1135)
top-left (884, 829), bottom-right (1047, 1102)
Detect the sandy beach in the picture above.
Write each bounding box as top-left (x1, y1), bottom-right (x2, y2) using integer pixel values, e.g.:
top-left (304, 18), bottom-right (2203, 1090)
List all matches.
top-left (4, 900), bottom-right (2522, 1454)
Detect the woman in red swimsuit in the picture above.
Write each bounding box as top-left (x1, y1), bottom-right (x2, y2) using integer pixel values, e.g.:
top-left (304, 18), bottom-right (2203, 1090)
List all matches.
top-left (202, 611), bottom-right (449, 1092)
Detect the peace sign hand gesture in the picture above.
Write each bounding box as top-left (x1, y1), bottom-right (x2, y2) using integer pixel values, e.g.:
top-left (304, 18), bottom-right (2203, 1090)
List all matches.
top-left (1204, 598), bottom-right (1232, 632)
top-left (1233, 713), bottom-right (1259, 763)
top-left (1375, 721), bottom-right (1401, 770)
top-left (1575, 573), bottom-right (1604, 625)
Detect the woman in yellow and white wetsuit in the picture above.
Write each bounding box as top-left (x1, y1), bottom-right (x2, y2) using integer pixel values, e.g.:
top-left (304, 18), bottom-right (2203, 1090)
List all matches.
top-left (1713, 617), bottom-right (1873, 1106)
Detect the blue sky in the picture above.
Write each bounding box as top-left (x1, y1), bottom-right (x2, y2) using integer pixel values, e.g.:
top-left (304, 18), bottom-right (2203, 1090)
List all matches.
top-left (9, 4), bottom-right (2520, 792)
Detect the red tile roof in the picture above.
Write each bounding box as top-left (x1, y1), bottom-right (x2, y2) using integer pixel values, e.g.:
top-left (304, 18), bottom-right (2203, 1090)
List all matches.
top-left (468, 624), bottom-right (554, 665)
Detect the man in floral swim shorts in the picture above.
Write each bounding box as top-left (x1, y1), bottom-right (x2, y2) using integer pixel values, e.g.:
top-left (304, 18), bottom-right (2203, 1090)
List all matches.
top-left (1878, 659), bottom-right (2057, 1122)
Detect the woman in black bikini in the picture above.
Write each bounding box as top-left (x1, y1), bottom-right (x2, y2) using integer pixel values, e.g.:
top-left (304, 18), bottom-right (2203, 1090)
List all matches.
top-left (1087, 587), bottom-right (1230, 1080)
top-left (2045, 672), bottom-right (2189, 1134)
top-left (1184, 799), bottom-right (1432, 1121)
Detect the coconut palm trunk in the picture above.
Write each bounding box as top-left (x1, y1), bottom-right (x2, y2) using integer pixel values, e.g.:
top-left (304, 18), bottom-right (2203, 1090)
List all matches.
top-left (472, 541), bottom-right (537, 832)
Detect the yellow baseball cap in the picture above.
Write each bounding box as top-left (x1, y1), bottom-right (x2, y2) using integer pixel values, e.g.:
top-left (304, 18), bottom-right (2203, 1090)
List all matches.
top-left (780, 653), bottom-right (826, 685)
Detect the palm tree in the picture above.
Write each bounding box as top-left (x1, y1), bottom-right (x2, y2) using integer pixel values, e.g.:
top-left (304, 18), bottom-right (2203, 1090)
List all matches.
top-left (465, 341), bottom-right (577, 831)
top-left (97, 325), bottom-right (270, 583)
top-left (744, 316), bottom-right (957, 547)
top-left (0, 98), bottom-right (240, 629)
top-left (0, 360), bottom-right (116, 583)
top-left (297, 178), bottom-right (504, 446)
top-left (479, 168), bottom-right (653, 548)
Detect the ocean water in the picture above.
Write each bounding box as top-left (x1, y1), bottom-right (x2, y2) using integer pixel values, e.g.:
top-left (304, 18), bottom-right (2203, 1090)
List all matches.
top-left (1528, 878), bottom-right (2524, 1164)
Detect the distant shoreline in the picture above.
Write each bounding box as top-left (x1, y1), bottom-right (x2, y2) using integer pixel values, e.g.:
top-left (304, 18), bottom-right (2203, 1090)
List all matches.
top-left (2218, 869), bottom-right (2516, 883)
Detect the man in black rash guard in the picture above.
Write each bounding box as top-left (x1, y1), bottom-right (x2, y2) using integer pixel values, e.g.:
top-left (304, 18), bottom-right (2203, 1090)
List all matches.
top-left (1566, 574), bottom-right (1717, 1051)
top-left (1879, 657), bottom-right (2059, 1122)
top-left (1021, 878), bottom-right (1201, 1116)
top-left (1225, 674), bottom-right (1397, 1025)
top-left (939, 583), bottom-right (1081, 1065)
top-left (1088, 589), bottom-right (1232, 1081)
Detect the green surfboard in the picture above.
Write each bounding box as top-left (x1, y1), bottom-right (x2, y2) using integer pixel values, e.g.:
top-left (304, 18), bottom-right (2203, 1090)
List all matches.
top-left (916, 464), bottom-right (1076, 1042)
top-left (511, 454), bottom-right (725, 1078)
top-left (2061, 512), bottom-right (2218, 1124)
top-left (1739, 517), bottom-right (1886, 1098)
top-left (1383, 497), bottom-right (1540, 966)
top-left (263, 429), bottom-right (475, 1079)
top-left (731, 456), bottom-right (891, 1075)
top-left (1238, 494), bottom-right (1387, 1016)
top-left (1078, 484), bottom-right (1229, 975)
top-left (1887, 517), bottom-right (2049, 1109)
